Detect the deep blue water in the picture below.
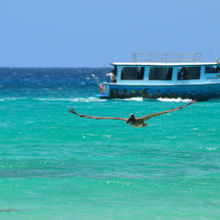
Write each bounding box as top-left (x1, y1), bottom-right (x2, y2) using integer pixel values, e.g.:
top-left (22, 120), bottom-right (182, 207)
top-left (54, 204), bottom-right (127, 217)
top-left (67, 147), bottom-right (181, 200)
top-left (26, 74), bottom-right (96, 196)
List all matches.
top-left (0, 68), bottom-right (110, 97)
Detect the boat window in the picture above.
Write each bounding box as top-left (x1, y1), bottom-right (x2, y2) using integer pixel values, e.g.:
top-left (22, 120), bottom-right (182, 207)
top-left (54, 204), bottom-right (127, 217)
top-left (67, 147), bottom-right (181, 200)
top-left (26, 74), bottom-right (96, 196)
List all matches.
top-left (177, 67), bottom-right (200, 80)
top-left (121, 67), bottom-right (144, 80)
top-left (114, 65), bottom-right (117, 75)
top-left (149, 67), bottom-right (172, 80)
top-left (205, 65), bottom-right (220, 73)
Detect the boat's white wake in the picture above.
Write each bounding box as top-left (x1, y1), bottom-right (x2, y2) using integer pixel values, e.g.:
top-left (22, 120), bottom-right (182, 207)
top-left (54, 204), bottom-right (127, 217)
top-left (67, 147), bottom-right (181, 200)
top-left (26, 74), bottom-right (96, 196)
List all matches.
top-left (157, 97), bottom-right (193, 103)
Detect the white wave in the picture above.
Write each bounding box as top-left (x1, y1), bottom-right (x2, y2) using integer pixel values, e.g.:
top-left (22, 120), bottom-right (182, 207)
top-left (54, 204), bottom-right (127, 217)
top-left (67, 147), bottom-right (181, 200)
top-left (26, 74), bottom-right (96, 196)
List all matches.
top-left (0, 96), bottom-right (193, 103)
top-left (35, 97), bottom-right (106, 102)
top-left (206, 147), bottom-right (217, 151)
top-left (118, 97), bottom-right (144, 102)
top-left (105, 181), bottom-right (131, 186)
top-left (157, 97), bottom-right (193, 103)
top-left (0, 97), bottom-right (106, 102)
top-left (0, 97), bottom-right (25, 101)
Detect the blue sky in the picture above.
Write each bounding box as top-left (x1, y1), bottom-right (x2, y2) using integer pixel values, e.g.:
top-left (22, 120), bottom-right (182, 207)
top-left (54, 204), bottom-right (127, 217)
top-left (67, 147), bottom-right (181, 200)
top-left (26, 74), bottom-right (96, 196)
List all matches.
top-left (0, 0), bottom-right (220, 67)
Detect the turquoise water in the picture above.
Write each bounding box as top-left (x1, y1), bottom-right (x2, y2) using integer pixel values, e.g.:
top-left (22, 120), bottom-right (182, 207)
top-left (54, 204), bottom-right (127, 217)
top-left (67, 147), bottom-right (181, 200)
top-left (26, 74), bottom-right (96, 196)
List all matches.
top-left (1, 68), bottom-right (220, 219)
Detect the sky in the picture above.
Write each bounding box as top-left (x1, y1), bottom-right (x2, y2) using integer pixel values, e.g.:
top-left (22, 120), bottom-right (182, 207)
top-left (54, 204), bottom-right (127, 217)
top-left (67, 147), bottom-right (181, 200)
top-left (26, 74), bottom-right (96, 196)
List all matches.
top-left (0, 0), bottom-right (220, 67)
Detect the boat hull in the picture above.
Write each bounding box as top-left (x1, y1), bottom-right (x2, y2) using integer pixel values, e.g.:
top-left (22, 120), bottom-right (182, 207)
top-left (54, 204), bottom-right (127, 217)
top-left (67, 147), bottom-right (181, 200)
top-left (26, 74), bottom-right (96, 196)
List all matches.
top-left (99, 83), bottom-right (220, 100)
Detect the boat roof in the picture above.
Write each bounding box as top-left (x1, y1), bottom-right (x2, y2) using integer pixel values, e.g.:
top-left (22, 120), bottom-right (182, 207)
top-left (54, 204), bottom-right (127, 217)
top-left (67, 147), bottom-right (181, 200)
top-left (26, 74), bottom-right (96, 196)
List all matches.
top-left (112, 62), bottom-right (219, 66)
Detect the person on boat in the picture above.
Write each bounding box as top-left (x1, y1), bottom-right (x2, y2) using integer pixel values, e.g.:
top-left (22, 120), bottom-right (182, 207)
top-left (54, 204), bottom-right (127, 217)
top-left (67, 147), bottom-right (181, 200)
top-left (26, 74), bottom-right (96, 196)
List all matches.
top-left (68, 101), bottom-right (197, 128)
top-left (178, 67), bottom-right (187, 80)
top-left (105, 70), bottom-right (116, 83)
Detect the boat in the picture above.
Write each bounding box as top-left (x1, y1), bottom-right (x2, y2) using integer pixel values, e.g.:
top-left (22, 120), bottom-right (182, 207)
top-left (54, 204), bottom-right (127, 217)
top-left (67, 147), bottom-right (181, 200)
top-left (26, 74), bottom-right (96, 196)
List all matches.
top-left (97, 53), bottom-right (220, 101)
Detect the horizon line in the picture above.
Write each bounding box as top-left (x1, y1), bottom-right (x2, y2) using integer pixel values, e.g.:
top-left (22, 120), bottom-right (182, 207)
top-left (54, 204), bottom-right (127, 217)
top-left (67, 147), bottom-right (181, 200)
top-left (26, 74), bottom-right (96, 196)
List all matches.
top-left (0, 66), bottom-right (112, 68)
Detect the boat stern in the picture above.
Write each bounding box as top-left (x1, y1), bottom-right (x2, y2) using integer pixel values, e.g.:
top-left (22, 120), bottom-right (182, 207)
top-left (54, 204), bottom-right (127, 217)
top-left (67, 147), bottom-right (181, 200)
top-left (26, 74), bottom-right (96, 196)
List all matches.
top-left (96, 83), bottom-right (111, 98)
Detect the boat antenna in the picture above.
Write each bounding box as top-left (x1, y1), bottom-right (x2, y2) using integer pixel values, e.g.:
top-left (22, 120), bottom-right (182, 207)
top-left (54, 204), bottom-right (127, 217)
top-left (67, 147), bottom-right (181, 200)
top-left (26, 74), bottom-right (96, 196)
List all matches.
top-left (213, 33), bottom-right (218, 63)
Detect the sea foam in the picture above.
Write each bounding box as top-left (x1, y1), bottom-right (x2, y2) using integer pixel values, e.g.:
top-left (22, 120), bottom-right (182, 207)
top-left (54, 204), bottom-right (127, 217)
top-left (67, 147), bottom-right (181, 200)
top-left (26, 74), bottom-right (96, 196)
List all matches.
top-left (157, 97), bottom-right (193, 103)
top-left (117, 97), bottom-right (144, 102)
top-left (34, 97), bottom-right (106, 102)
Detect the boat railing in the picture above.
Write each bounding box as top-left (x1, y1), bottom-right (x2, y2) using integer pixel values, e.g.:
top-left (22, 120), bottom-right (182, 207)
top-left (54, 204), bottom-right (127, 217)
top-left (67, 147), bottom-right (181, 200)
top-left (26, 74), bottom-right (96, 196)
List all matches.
top-left (133, 53), bottom-right (202, 63)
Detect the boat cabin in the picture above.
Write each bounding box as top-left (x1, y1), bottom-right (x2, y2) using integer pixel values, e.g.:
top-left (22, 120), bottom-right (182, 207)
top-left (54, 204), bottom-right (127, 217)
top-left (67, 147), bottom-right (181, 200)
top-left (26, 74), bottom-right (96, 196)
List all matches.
top-left (110, 62), bottom-right (220, 85)
top-left (99, 53), bottom-right (220, 100)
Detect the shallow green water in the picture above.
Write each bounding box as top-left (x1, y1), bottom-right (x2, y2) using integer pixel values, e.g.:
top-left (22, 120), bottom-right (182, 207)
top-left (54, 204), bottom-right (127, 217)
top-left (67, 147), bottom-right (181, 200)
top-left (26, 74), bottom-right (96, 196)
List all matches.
top-left (1, 96), bottom-right (220, 219)
top-left (0, 66), bottom-right (219, 219)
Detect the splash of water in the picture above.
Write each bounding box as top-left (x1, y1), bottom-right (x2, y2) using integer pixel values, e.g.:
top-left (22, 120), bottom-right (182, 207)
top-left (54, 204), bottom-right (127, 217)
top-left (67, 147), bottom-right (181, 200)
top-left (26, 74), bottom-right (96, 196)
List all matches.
top-left (157, 97), bottom-right (193, 103)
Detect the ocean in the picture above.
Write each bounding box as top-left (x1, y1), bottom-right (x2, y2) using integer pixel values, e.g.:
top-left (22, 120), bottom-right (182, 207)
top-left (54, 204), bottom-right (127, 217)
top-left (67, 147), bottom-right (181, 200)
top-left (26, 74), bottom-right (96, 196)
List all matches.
top-left (0, 68), bottom-right (220, 220)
